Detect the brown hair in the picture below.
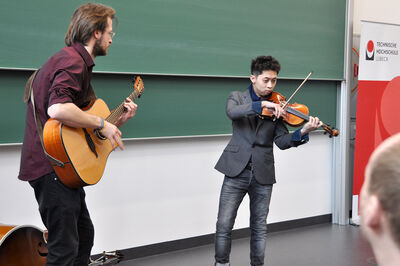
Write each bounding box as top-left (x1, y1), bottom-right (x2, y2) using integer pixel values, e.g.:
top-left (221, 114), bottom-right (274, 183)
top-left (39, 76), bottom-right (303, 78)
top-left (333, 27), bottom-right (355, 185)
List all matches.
top-left (368, 134), bottom-right (400, 248)
top-left (64, 3), bottom-right (116, 46)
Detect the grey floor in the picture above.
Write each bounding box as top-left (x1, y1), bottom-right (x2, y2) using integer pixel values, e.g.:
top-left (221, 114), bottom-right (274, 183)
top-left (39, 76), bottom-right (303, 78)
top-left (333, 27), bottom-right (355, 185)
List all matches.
top-left (118, 224), bottom-right (376, 266)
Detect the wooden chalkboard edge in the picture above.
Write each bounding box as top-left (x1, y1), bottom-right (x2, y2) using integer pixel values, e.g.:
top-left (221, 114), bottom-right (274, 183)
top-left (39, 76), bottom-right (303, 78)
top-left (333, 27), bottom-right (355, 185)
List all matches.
top-left (0, 67), bottom-right (344, 81)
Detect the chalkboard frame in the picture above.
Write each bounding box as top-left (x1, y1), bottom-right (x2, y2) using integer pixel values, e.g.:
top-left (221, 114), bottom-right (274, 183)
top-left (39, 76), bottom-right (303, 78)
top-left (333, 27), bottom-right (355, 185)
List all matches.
top-left (0, 0), bottom-right (346, 79)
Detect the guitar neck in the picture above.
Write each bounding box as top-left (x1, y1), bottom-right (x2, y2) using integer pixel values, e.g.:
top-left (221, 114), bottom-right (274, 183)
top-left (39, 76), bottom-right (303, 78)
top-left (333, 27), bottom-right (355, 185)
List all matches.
top-left (106, 90), bottom-right (141, 126)
top-left (105, 77), bottom-right (144, 126)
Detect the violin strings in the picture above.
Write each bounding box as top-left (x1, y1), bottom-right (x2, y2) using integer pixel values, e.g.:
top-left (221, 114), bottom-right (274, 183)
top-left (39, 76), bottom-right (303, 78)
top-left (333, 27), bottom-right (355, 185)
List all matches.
top-left (286, 107), bottom-right (309, 121)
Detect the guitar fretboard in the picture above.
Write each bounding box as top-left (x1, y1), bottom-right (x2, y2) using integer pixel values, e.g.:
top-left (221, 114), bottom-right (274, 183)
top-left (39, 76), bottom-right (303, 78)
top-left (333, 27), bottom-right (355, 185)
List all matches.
top-left (106, 78), bottom-right (144, 125)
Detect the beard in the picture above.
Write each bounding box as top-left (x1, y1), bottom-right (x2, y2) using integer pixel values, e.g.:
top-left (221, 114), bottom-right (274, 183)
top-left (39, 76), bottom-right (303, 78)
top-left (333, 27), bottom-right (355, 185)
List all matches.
top-left (93, 38), bottom-right (107, 57)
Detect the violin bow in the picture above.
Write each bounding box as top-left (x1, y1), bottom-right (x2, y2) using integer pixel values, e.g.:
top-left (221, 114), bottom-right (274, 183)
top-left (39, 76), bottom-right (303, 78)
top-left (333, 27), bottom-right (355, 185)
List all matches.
top-left (281, 71), bottom-right (313, 109)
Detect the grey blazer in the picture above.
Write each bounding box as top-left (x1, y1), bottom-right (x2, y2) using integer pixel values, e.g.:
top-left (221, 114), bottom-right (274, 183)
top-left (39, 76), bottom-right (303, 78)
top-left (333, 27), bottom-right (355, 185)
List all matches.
top-left (215, 88), bottom-right (307, 184)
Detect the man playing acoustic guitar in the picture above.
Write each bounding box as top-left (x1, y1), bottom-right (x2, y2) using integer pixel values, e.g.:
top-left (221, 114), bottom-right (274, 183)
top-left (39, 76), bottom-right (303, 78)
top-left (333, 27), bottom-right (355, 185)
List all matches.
top-left (19, 3), bottom-right (137, 265)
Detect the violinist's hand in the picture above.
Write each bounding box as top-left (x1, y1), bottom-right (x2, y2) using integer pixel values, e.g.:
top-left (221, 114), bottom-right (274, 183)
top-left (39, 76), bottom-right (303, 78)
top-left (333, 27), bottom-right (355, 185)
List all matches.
top-left (301, 116), bottom-right (323, 136)
top-left (261, 101), bottom-right (285, 118)
top-left (115, 98), bottom-right (138, 128)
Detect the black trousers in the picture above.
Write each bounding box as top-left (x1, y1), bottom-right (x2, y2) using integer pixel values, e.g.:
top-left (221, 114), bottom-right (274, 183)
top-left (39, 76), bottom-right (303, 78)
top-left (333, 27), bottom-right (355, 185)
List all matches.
top-left (30, 172), bottom-right (94, 266)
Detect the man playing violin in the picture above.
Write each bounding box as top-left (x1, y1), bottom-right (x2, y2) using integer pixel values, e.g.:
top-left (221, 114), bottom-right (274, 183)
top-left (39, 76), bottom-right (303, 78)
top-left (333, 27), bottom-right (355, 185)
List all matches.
top-left (214, 55), bottom-right (322, 266)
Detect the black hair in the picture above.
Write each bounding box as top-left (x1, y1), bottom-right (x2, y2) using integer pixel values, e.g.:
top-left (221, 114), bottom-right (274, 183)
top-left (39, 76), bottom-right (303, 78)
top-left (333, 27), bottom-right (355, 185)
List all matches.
top-left (251, 55), bottom-right (281, 76)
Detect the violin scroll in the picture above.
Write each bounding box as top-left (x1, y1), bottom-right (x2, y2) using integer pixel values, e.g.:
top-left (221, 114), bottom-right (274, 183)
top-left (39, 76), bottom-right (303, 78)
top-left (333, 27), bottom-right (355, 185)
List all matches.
top-left (322, 124), bottom-right (339, 138)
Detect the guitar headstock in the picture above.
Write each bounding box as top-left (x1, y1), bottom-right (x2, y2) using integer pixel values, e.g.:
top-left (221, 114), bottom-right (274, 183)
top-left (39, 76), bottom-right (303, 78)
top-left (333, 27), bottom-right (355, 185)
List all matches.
top-left (132, 76), bottom-right (145, 98)
top-left (107, 76), bottom-right (145, 124)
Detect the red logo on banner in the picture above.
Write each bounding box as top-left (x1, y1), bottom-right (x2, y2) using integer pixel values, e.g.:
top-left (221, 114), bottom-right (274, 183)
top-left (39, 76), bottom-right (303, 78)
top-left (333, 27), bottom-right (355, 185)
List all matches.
top-left (366, 40), bottom-right (375, 60)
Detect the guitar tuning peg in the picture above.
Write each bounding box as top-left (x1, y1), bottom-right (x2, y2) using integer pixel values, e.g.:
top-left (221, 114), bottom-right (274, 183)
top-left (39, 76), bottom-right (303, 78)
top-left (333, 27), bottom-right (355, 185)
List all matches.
top-left (131, 76), bottom-right (137, 85)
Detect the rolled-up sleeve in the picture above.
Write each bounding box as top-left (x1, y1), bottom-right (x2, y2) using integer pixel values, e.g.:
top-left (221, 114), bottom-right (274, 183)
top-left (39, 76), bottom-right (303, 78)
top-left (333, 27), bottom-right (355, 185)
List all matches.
top-left (48, 65), bottom-right (84, 107)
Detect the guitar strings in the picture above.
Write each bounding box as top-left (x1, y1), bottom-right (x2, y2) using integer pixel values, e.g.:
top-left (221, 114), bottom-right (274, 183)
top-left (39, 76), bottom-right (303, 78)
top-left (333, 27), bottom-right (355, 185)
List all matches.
top-left (106, 80), bottom-right (144, 125)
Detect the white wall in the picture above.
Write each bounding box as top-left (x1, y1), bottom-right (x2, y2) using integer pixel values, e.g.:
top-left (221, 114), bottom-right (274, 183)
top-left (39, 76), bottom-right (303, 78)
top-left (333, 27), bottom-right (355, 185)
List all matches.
top-left (354, 0), bottom-right (400, 35)
top-left (0, 133), bottom-right (332, 253)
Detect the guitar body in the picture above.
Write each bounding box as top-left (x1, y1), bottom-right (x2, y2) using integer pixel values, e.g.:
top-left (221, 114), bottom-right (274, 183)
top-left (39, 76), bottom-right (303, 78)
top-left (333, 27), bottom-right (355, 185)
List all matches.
top-left (0, 224), bottom-right (48, 265)
top-left (43, 99), bottom-right (114, 188)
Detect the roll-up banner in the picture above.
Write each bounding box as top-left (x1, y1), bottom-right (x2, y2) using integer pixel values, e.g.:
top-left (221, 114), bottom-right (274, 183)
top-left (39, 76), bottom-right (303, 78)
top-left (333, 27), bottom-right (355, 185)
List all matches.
top-left (352, 21), bottom-right (400, 222)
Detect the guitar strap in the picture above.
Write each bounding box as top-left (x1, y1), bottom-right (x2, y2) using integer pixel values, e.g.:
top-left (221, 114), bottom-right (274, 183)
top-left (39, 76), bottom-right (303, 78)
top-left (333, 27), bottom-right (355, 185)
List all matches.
top-left (26, 69), bottom-right (65, 168)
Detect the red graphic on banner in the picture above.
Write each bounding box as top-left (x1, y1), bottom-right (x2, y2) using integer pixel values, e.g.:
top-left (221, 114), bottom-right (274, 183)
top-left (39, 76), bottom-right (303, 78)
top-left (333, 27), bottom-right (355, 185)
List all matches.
top-left (379, 76), bottom-right (400, 135)
top-left (353, 77), bottom-right (400, 197)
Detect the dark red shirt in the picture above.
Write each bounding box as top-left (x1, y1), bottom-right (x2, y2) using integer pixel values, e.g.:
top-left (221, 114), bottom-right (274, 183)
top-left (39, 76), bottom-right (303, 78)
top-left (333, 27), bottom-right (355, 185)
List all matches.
top-left (19, 42), bottom-right (95, 181)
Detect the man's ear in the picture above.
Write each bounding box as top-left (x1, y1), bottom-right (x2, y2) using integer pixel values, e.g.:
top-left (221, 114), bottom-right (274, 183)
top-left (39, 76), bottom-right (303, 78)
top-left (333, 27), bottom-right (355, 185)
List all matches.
top-left (250, 75), bottom-right (256, 84)
top-left (93, 30), bottom-right (102, 40)
top-left (365, 195), bottom-right (384, 231)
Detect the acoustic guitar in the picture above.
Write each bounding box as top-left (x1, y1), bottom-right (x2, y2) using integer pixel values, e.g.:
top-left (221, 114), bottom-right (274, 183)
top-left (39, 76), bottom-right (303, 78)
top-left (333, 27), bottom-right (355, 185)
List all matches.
top-left (43, 76), bottom-right (145, 188)
top-left (0, 224), bottom-right (48, 265)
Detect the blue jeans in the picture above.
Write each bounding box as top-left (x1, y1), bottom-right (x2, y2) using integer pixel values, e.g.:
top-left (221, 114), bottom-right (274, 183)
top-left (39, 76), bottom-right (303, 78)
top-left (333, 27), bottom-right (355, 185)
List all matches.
top-left (215, 168), bottom-right (273, 266)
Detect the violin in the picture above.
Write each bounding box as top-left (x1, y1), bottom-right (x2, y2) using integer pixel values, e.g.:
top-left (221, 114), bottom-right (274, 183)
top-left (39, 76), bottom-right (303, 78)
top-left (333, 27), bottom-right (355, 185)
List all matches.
top-left (260, 91), bottom-right (339, 137)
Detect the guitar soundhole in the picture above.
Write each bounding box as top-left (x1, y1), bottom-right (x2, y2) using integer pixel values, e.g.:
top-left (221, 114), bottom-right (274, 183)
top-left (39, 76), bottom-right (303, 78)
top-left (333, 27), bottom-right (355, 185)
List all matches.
top-left (37, 241), bottom-right (48, 257)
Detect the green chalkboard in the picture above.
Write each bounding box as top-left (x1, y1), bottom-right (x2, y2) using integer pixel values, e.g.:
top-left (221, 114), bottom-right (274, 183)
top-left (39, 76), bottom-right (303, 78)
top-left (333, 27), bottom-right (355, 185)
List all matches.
top-left (0, 0), bottom-right (345, 79)
top-left (0, 70), bottom-right (337, 144)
